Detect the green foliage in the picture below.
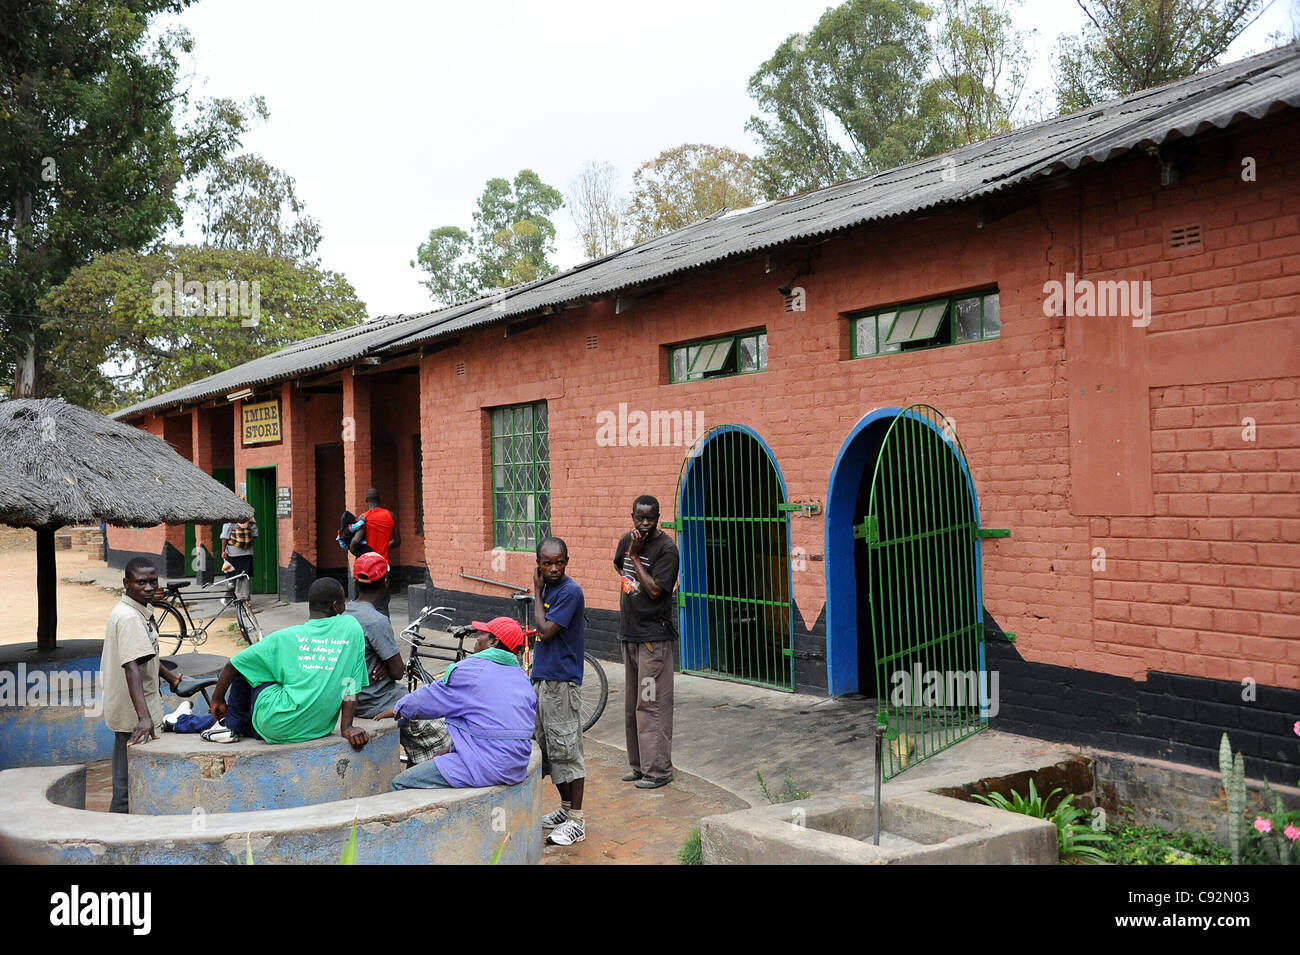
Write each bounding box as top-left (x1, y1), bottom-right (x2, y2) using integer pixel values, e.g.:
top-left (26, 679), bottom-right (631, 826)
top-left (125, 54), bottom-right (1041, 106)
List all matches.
top-left (339, 815), bottom-right (358, 865)
top-left (0, 0), bottom-right (262, 397)
top-left (971, 778), bottom-right (1112, 863)
top-left (932, 0), bottom-right (1034, 143)
top-left (1099, 822), bottom-right (1231, 865)
top-left (489, 832), bottom-right (510, 865)
top-left (625, 144), bottom-right (761, 243)
top-left (757, 770), bottom-right (811, 804)
top-left (745, 0), bottom-right (957, 198)
top-left (190, 153), bottom-right (323, 264)
top-left (412, 170), bottom-right (563, 306)
top-left (240, 832), bottom-right (254, 865)
top-left (1242, 781), bottom-right (1300, 865)
top-left (39, 245), bottom-right (366, 410)
top-left (1220, 732), bottom-right (1247, 864)
top-left (677, 828), bottom-right (703, 865)
top-left (1052, 0), bottom-right (1269, 113)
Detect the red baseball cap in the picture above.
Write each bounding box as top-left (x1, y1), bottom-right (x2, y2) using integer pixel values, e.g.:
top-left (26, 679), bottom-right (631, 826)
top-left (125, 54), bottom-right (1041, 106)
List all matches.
top-left (353, 552), bottom-right (389, 583)
top-left (471, 616), bottom-right (525, 652)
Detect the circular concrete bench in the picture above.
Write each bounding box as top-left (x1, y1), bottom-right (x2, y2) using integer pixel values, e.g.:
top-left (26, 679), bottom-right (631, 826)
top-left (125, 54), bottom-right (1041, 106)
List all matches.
top-left (0, 747), bottom-right (543, 865)
top-left (128, 717), bottom-right (400, 814)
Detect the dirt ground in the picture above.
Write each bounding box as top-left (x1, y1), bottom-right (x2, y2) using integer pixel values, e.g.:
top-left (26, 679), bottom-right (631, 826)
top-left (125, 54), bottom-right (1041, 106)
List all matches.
top-left (0, 526), bottom-right (247, 657)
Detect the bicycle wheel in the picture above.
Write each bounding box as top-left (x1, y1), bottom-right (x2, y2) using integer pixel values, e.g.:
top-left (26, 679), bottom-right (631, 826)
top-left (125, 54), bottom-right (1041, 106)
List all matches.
top-left (153, 603), bottom-right (188, 654)
top-left (235, 601), bottom-right (263, 645)
top-left (579, 652), bottom-right (608, 732)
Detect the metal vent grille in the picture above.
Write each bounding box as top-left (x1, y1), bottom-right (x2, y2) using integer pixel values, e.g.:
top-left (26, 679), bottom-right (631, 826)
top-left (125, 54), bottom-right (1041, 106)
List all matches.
top-left (1169, 223), bottom-right (1202, 251)
top-left (455, 362), bottom-right (466, 376)
top-left (586, 334), bottom-right (598, 350)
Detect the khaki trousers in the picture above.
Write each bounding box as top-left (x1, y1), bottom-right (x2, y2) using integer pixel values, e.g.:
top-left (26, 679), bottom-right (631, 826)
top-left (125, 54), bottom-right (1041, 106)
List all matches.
top-left (621, 639), bottom-right (675, 780)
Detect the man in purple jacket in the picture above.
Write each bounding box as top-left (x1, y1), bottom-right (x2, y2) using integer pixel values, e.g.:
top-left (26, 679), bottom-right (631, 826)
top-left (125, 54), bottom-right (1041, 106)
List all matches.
top-left (378, 616), bottom-right (537, 789)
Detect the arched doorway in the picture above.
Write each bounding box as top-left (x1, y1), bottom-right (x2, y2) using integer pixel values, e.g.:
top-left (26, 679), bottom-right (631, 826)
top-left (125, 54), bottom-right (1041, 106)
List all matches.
top-left (825, 406), bottom-right (986, 739)
top-left (675, 425), bottom-right (794, 690)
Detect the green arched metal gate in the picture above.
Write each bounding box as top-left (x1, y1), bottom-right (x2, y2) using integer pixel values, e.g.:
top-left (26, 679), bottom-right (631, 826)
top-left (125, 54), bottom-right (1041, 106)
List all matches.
top-left (670, 425), bottom-right (794, 690)
top-left (857, 404), bottom-right (989, 780)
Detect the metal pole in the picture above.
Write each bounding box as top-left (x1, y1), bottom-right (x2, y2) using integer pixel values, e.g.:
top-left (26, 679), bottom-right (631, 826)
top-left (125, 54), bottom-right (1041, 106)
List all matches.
top-left (873, 721), bottom-right (884, 846)
top-left (457, 572), bottom-right (526, 592)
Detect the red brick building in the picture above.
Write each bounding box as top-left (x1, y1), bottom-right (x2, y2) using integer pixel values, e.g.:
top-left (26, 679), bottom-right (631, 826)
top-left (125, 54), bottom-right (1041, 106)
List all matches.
top-left (113, 46), bottom-right (1300, 780)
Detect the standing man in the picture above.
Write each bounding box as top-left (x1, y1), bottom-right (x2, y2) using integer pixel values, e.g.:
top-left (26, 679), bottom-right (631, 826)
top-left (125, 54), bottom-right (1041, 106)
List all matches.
top-left (531, 536), bottom-right (587, 846)
top-left (345, 488), bottom-right (400, 616)
top-left (101, 557), bottom-right (188, 812)
top-left (612, 495), bottom-right (679, 789)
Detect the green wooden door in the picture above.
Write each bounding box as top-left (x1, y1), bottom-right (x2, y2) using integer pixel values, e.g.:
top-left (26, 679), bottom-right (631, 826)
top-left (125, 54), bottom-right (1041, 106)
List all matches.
top-left (244, 466), bottom-right (278, 595)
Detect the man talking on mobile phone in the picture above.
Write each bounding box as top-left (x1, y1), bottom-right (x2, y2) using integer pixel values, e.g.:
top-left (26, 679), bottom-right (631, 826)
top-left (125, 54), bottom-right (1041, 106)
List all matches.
top-left (612, 495), bottom-right (679, 789)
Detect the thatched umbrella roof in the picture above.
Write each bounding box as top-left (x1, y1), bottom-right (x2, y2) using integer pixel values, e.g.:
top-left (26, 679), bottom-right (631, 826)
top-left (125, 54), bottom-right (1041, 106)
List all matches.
top-left (0, 398), bottom-right (254, 651)
top-left (0, 398), bottom-right (252, 528)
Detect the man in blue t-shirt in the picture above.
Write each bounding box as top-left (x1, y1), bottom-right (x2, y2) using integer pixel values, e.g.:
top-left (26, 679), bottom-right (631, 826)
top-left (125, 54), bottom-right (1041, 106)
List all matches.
top-left (531, 536), bottom-right (587, 846)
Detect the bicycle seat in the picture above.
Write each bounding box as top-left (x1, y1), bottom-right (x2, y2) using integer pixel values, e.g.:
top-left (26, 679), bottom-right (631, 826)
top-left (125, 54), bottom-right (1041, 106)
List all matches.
top-left (172, 674), bottom-right (218, 697)
top-left (449, 624), bottom-right (478, 638)
top-left (165, 581), bottom-right (191, 591)
top-left (512, 592), bottom-right (534, 604)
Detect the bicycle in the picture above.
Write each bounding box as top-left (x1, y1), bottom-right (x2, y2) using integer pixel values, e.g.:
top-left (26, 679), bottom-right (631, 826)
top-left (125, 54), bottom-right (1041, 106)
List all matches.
top-left (397, 600), bottom-right (608, 732)
top-left (151, 572), bottom-right (264, 653)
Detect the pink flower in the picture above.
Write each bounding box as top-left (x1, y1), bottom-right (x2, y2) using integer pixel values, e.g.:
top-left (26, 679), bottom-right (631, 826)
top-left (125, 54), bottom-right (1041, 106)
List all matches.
top-left (1285, 825), bottom-right (1300, 843)
top-left (1254, 817), bottom-right (1272, 834)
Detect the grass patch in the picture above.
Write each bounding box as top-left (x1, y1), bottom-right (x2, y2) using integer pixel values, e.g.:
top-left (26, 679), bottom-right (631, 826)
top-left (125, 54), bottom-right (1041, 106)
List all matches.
top-left (756, 771), bottom-right (810, 804)
top-left (677, 828), bottom-right (702, 865)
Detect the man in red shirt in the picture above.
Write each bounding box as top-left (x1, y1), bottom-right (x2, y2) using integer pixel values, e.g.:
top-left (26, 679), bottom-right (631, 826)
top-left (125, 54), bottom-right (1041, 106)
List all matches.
top-left (350, 488), bottom-right (400, 616)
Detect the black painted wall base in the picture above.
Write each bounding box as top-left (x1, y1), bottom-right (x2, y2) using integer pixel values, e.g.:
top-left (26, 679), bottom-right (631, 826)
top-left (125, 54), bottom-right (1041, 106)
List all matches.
top-left (277, 552), bottom-right (318, 604)
top-left (987, 641), bottom-right (1300, 783)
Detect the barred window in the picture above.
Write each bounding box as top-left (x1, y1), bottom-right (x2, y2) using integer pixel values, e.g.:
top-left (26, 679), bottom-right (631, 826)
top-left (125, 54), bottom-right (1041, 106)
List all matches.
top-left (491, 401), bottom-right (550, 551)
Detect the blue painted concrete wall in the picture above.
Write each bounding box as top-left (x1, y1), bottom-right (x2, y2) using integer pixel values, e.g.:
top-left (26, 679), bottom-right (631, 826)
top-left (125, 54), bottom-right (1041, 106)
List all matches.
top-left (129, 719), bottom-right (400, 814)
top-left (0, 640), bottom-right (114, 769)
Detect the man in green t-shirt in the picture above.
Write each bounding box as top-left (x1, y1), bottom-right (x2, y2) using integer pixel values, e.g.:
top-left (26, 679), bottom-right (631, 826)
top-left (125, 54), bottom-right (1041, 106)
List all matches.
top-left (208, 578), bottom-right (370, 748)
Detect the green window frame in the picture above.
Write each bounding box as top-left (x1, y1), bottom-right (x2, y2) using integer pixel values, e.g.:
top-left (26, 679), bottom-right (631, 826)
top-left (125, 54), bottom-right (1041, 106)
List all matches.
top-left (670, 330), bottom-right (767, 383)
top-left (490, 401), bottom-right (550, 551)
top-left (851, 290), bottom-right (1000, 358)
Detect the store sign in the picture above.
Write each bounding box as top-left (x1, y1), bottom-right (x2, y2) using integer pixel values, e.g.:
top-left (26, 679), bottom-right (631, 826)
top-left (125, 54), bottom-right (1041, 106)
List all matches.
top-left (276, 486), bottom-right (292, 518)
top-left (241, 400), bottom-right (281, 445)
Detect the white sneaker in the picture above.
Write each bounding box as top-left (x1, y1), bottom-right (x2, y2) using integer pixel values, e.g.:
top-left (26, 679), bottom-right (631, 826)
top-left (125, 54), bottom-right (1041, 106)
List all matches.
top-left (541, 806), bottom-right (570, 830)
top-left (163, 700), bottom-right (192, 726)
top-left (547, 818), bottom-right (586, 846)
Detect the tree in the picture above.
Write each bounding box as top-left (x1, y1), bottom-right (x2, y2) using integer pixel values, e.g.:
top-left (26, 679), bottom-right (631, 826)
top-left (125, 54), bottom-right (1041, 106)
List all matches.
top-left (626, 144), bottom-right (761, 242)
top-left (933, 0), bottom-right (1035, 144)
top-left (568, 160), bottom-right (630, 259)
top-left (0, 0), bottom-right (260, 398)
top-left (1053, 0), bottom-right (1270, 112)
top-left (39, 245), bottom-right (366, 410)
top-left (745, 0), bottom-right (952, 198)
top-left (189, 153), bottom-right (323, 264)
top-left (412, 170), bottom-right (564, 306)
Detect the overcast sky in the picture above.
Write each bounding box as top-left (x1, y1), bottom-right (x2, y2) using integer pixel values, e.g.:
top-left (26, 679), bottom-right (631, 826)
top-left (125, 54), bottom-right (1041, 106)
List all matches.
top-left (165, 0), bottom-right (1298, 317)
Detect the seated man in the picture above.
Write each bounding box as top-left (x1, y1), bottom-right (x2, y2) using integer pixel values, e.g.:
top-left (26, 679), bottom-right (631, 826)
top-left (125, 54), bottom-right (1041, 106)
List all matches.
top-left (344, 552), bottom-right (450, 763)
top-left (377, 617), bottom-right (537, 789)
top-left (206, 577), bottom-right (370, 750)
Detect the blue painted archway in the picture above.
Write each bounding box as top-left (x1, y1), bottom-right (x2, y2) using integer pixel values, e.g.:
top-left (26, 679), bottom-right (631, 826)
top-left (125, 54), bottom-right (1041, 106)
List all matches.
top-left (823, 407), bottom-right (984, 695)
top-left (676, 424), bottom-right (795, 689)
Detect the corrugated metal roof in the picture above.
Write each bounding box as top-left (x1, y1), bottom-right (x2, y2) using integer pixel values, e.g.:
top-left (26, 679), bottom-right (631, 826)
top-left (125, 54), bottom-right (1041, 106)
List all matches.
top-left (117, 42), bottom-right (1300, 420)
